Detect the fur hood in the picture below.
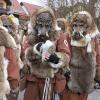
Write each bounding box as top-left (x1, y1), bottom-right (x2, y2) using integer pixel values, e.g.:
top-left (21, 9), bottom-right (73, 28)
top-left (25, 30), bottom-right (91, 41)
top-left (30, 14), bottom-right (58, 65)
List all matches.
top-left (28, 7), bottom-right (59, 43)
top-left (71, 11), bottom-right (100, 52)
top-left (0, 15), bottom-right (18, 32)
top-left (72, 11), bottom-right (99, 35)
top-left (0, 26), bottom-right (17, 49)
top-left (56, 18), bottom-right (71, 33)
top-left (30, 7), bottom-right (56, 30)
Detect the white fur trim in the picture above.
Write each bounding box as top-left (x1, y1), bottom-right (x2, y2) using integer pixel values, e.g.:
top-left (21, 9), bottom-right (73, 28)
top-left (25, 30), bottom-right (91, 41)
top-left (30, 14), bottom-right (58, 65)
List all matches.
top-left (55, 24), bottom-right (61, 31)
top-left (33, 43), bottom-right (42, 56)
top-left (86, 30), bottom-right (99, 39)
top-left (0, 57), bottom-right (10, 96)
top-left (3, 58), bottom-right (10, 94)
top-left (71, 31), bottom-right (100, 47)
top-left (87, 42), bottom-right (92, 53)
top-left (28, 22), bottom-right (33, 34)
top-left (3, 95), bottom-right (7, 100)
top-left (79, 11), bottom-right (92, 18)
top-left (79, 11), bottom-right (88, 15)
top-left (46, 32), bottom-right (49, 37)
top-left (71, 39), bottom-right (87, 47)
top-left (49, 61), bottom-right (64, 69)
top-left (0, 26), bottom-right (8, 32)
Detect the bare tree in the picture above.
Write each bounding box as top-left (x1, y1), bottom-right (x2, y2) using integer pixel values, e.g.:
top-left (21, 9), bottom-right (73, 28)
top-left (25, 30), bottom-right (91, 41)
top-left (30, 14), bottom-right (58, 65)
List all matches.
top-left (47, 0), bottom-right (100, 30)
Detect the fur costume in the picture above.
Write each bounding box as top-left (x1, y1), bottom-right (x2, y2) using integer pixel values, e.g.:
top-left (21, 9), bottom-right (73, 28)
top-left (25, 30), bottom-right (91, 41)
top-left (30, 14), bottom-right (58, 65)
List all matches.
top-left (56, 18), bottom-right (71, 34)
top-left (68, 11), bottom-right (100, 93)
top-left (0, 26), bottom-right (17, 48)
top-left (0, 26), bottom-right (17, 98)
top-left (0, 46), bottom-right (9, 98)
top-left (25, 7), bottom-right (70, 78)
top-left (0, 15), bottom-right (23, 69)
top-left (21, 7), bottom-right (70, 100)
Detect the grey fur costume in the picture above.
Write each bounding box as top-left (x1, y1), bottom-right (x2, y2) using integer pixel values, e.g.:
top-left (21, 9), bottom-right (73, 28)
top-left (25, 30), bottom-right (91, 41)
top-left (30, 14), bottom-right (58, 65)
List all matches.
top-left (24, 7), bottom-right (69, 78)
top-left (68, 46), bottom-right (96, 93)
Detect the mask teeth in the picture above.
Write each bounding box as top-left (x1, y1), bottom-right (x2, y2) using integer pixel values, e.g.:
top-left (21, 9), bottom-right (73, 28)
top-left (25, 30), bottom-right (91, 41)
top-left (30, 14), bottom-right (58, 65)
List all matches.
top-left (46, 32), bottom-right (49, 37)
top-left (55, 24), bottom-right (61, 31)
top-left (87, 42), bottom-right (92, 53)
top-left (80, 31), bottom-right (85, 38)
top-left (72, 30), bottom-right (75, 35)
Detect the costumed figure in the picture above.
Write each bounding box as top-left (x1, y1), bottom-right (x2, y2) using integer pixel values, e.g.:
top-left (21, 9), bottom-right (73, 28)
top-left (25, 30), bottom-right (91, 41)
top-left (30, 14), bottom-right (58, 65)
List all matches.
top-left (0, 15), bottom-right (20, 100)
top-left (20, 7), bottom-right (70, 100)
top-left (67, 11), bottom-right (100, 100)
top-left (56, 18), bottom-right (72, 100)
top-left (56, 18), bottom-right (72, 52)
top-left (0, 0), bottom-right (20, 100)
top-left (0, 14), bottom-right (23, 69)
top-left (56, 18), bottom-right (71, 34)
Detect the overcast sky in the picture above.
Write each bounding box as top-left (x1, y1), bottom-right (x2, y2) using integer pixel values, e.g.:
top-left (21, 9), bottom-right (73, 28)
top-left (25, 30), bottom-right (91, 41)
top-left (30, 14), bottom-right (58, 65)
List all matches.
top-left (17, 0), bottom-right (47, 6)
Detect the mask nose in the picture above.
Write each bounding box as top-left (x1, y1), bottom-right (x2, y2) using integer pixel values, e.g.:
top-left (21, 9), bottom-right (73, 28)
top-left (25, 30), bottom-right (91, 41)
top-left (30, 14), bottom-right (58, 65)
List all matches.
top-left (73, 31), bottom-right (82, 40)
top-left (74, 32), bottom-right (80, 37)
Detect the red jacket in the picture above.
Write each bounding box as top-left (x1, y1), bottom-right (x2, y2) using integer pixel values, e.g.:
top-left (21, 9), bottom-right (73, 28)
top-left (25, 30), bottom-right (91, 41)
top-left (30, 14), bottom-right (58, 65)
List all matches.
top-left (5, 48), bottom-right (20, 89)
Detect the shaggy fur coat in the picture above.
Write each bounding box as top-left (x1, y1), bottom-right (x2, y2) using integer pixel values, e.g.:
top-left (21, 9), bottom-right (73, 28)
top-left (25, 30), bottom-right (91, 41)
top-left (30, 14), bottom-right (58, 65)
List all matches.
top-left (0, 27), bottom-right (17, 98)
top-left (68, 44), bottom-right (96, 93)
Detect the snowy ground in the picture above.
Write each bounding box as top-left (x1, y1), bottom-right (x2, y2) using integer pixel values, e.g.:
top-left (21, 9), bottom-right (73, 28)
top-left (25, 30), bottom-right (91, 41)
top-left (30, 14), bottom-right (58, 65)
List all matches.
top-left (88, 89), bottom-right (100, 100)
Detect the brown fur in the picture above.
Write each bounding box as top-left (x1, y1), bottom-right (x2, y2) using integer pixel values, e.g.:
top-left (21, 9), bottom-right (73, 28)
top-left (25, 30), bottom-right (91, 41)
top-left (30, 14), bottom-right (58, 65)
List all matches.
top-left (25, 7), bottom-right (58, 78)
top-left (0, 15), bottom-right (22, 68)
top-left (0, 46), bottom-right (10, 97)
top-left (68, 46), bottom-right (96, 93)
top-left (56, 18), bottom-right (71, 34)
top-left (29, 7), bottom-right (59, 41)
top-left (68, 11), bottom-right (98, 93)
top-left (71, 11), bottom-right (99, 35)
top-left (0, 15), bottom-right (20, 44)
top-left (31, 7), bottom-right (56, 29)
top-left (25, 7), bottom-right (69, 78)
top-left (0, 27), bottom-right (16, 48)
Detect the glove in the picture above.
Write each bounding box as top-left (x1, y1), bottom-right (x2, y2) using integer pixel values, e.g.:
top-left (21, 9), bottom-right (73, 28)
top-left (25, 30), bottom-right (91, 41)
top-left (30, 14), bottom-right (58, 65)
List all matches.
top-left (6, 87), bottom-right (19, 100)
top-left (47, 53), bottom-right (59, 64)
top-left (10, 87), bottom-right (19, 97)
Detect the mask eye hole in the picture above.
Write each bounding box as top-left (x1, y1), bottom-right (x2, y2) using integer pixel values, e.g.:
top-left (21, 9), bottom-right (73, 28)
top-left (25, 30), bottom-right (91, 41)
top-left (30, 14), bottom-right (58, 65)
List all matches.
top-left (80, 24), bottom-right (84, 27)
top-left (39, 24), bottom-right (42, 27)
top-left (73, 24), bottom-right (77, 27)
top-left (82, 31), bottom-right (86, 36)
top-left (4, 25), bottom-right (8, 28)
top-left (80, 20), bottom-right (84, 23)
top-left (37, 23), bottom-right (43, 28)
top-left (45, 24), bottom-right (50, 28)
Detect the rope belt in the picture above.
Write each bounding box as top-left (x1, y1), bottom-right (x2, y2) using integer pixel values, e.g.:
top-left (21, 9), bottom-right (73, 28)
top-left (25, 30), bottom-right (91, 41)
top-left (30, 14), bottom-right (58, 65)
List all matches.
top-left (42, 77), bottom-right (52, 100)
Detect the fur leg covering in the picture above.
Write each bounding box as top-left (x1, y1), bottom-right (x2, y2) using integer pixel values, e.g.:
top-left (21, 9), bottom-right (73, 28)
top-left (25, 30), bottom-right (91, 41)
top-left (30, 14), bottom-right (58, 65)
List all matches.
top-left (68, 47), bottom-right (96, 93)
top-left (68, 67), bottom-right (95, 93)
